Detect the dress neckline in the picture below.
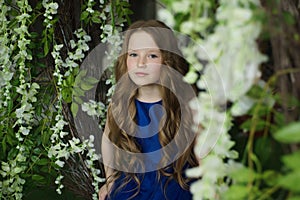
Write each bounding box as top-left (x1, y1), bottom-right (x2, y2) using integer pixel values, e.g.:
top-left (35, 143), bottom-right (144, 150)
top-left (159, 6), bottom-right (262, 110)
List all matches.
top-left (135, 98), bottom-right (162, 104)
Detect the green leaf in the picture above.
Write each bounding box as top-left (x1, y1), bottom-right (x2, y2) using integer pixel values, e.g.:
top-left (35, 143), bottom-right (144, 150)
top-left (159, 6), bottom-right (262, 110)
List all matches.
top-left (7, 127), bottom-right (15, 144)
top-left (35, 158), bottom-right (49, 166)
top-left (8, 148), bottom-right (18, 160)
top-left (262, 170), bottom-right (280, 186)
top-left (254, 137), bottom-right (272, 166)
top-left (30, 32), bottom-right (39, 39)
top-left (66, 74), bottom-right (75, 85)
top-left (44, 38), bottom-right (49, 56)
top-left (71, 103), bottom-right (79, 117)
top-left (7, 99), bottom-right (13, 113)
top-left (33, 148), bottom-right (42, 155)
top-left (13, 167), bottom-right (23, 174)
top-left (81, 11), bottom-right (89, 20)
top-left (273, 122), bottom-right (300, 143)
top-left (92, 16), bottom-right (101, 24)
top-left (85, 76), bottom-right (99, 84)
top-left (281, 150), bottom-right (300, 170)
top-left (61, 88), bottom-right (72, 103)
top-left (224, 185), bottom-right (249, 200)
top-left (74, 70), bottom-right (87, 88)
top-left (93, 10), bottom-right (101, 17)
top-left (2, 137), bottom-right (7, 154)
top-left (288, 195), bottom-right (300, 200)
top-left (278, 171), bottom-right (300, 192)
top-left (32, 174), bottom-right (45, 182)
top-left (31, 155), bottom-right (39, 162)
top-left (274, 110), bottom-right (285, 127)
top-left (40, 166), bottom-right (50, 173)
top-left (72, 86), bottom-right (85, 97)
top-left (230, 166), bottom-right (257, 184)
top-left (74, 96), bottom-right (83, 104)
top-left (80, 81), bottom-right (95, 90)
top-left (41, 130), bottom-right (50, 146)
top-left (76, 70), bottom-right (87, 82)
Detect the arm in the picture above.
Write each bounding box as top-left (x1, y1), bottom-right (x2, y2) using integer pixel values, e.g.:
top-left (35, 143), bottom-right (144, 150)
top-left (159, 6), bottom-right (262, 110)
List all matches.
top-left (99, 120), bottom-right (114, 200)
top-left (102, 119), bottom-right (114, 178)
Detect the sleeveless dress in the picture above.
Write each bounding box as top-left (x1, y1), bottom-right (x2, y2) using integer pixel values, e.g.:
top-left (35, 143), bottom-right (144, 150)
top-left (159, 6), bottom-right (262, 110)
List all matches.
top-left (106, 99), bottom-right (193, 200)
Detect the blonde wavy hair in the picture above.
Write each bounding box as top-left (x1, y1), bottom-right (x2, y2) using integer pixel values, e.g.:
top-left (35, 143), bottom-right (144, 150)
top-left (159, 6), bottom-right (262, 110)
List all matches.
top-left (106, 20), bottom-right (198, 199)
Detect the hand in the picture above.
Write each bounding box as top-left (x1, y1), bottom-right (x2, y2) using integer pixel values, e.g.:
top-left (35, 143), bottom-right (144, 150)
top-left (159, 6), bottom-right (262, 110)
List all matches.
top-left (98, 184), bottom-right (111, 200)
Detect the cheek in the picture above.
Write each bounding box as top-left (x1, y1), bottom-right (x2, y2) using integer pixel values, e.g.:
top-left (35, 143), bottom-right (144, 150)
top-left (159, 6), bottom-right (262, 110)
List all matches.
top-left (126, 58), bottom-right (135, 71)
top-left (150, 64), bottom-right (162, 75)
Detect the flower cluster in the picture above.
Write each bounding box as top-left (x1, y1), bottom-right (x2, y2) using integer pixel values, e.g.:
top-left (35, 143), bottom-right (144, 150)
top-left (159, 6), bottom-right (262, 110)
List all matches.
top-left (48, 3), bottom-right (107, 196)
top-left (0, 157), bottom-right (26, 199)
top-left (1, 0), bottom-right (130, 199)
top-left (52, 44), bottom-right (64, 85)
top-left (42, 0), bottom-right (59, 28)
top-left (159, 0), bottom-right (267, 199)
top-left (86, 0), bottom-right (95, 14)
top-left (14, 83), bottom-right (40, 140)
top-left (99, 3), bottom-right (114, 42)
top-left (63, 28), bottom-right (91, 76)
top-left (0, 0), bottom-right (41, 199)
top-left (14, 0), bottom-right (37, 140)
top-left (82, 100), bottom-right (106, 127)
top-left (0, 1), bottom-right (14, 109)
top-left (84, 135), bottom-right (106, 200)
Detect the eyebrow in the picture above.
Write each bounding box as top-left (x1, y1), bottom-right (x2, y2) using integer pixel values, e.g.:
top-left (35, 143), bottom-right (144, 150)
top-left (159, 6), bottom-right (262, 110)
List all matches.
top-left (127, 48), bottom-right (161, 52)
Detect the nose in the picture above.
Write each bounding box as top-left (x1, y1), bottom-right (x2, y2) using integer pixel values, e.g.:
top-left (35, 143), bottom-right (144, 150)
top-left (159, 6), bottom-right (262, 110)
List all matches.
top-left (137, 54), bottom-right (146, 68)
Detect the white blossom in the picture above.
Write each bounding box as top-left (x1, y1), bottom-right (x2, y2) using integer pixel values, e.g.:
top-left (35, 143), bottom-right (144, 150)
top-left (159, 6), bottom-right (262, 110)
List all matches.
top-left (159, 0), bottom-right (267, 199)
top-left (157, 9), bottom-right (175, 28)
top-left (55, 160), bottom-right (65, 168)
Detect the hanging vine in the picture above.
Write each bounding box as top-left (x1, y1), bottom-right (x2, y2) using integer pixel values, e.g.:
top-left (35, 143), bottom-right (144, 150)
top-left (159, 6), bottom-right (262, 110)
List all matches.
top-left (159, 0), bottom-right (300, 199)
top-left (0, 0), bottom-right (132, 199)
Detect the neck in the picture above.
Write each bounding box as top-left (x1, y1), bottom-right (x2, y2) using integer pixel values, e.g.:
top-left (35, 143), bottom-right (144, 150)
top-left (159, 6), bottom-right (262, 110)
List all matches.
top-left (137, 84), bottom-right (162, 103)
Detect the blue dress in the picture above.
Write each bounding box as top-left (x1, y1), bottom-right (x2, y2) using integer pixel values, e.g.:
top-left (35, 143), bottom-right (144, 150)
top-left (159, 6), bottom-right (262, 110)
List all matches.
top-left (106, 99), bottom-right (193, 200)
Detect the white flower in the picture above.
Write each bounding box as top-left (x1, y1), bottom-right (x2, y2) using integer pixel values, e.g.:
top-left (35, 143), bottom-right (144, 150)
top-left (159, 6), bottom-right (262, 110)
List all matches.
top-left (88, 135), bottom-right (95, 146)
top-left (86, 7), bottom-right (94, 13)
top-left (56, 119), bottom-right (67, 130)
top-left (183, 70), bottom-right (198, 84)
top-left (157, 9), bottom-right (175, 28)
top-left (19, 126), bottom-right (30, 135)
top-left (104, 4), bottom-right (111, 13)
top-left (83, 35), bottom-right (91, 42)
top-left (69, 137), bottom-right (82, 153)
top-left (180, 21), bottom-right (194, 35)
top-left (59, 131), bottom-right (68, 138)
top-left (54, 44), bottom-right (64, 51)
top-left (1, 162), bottom-right (10, 172)
top-left (190, 180), bottom-right (216, 199)
top-left (231, 95), bottom-right (255, 116)
top-left (49, 2), bottom-right (58, 14)
top-left (55, 160), bottom-right (65, 168)
top-left (172, 1), bottom-right (191, 13)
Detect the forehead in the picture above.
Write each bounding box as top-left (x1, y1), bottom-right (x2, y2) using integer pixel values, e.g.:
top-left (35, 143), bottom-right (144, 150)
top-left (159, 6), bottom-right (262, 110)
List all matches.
top-left (127, 31), bottom-right (159, 50)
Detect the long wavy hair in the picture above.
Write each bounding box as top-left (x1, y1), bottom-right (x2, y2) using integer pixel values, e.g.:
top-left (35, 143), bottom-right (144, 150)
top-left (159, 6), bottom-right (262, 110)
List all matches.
top-left (106, 20), bottom-right (198, 199)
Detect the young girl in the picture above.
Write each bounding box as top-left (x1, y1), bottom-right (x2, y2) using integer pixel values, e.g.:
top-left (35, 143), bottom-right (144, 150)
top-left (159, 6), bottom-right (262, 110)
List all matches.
top-left (99, 20), bottom-right (198, 200)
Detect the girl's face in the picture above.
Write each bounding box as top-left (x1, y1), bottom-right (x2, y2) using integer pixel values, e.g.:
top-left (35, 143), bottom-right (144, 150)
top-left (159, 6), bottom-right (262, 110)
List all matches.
top-left (126, 31), bottom-right (162, 86)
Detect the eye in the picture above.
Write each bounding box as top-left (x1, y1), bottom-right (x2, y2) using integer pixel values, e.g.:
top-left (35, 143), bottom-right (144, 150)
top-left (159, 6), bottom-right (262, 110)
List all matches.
top-left (128, 52), bottom-right (138, 57)
top-left (148, 54), bottom-right (159, 59)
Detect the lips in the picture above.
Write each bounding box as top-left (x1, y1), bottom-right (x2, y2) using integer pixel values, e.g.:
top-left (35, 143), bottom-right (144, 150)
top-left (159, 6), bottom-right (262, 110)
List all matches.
top-left (135, 72), bottom-right (148, 77)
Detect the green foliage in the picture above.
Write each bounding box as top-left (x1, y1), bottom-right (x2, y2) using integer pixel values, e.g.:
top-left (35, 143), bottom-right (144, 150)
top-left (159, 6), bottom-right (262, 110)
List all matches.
top-left (273, 122), bottom-right (300, 143)
top-left (0, 0), bottom-right (131, 199)
top-left (159, 0), bottom-right (299, 200)
top-left (2, 0), bottom-right (299, 200)
top-left (71, 69), bottom-right (99, 116)
top-left (227, 77), bottom-right (300, 199)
